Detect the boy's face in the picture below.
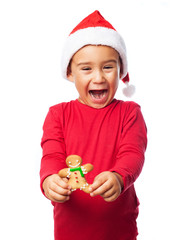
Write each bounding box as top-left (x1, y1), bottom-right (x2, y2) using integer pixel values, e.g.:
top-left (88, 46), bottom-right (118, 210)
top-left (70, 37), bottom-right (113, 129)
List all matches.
top-left (67, 45), bottom-right (122, 109)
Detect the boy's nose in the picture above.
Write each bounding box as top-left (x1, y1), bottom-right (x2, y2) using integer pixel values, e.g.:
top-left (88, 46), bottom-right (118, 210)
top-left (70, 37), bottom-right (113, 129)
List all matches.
top-left (92, 70), bottom-right (105, 83)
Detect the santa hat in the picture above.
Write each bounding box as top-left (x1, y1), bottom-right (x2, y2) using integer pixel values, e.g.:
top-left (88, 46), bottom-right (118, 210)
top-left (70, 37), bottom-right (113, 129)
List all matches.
top-left (61, 10), bottom-right (129, 83)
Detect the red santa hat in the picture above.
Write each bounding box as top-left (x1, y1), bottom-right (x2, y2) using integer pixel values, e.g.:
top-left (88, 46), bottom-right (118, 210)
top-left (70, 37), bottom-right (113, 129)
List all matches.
top-left (61, 10), bottom-right (130, 84)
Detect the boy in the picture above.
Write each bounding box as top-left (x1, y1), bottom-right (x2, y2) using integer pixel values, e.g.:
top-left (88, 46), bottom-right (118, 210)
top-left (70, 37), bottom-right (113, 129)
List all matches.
top-left (40, 10), bottom-right (147, 240)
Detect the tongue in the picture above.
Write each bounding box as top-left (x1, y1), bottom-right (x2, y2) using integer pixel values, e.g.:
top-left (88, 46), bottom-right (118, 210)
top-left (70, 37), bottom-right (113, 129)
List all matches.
top-left (90, 90), bottom-right (106, 99)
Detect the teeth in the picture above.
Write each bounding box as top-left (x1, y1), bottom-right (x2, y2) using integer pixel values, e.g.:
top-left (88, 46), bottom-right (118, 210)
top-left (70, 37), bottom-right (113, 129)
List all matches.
top-left (90, 90), bottom-right (106, 99)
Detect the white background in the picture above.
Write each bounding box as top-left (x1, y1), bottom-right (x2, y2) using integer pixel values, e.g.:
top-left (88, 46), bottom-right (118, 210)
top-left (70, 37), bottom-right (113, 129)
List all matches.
top-left (0, 0), bottom-right (196, 239)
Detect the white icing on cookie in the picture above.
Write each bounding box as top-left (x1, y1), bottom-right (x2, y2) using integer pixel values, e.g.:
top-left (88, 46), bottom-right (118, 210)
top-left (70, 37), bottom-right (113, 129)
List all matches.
top-left (67, 169), bottom-right (71, 178)
top-left (80, 183), bottom-right (89, 190)
top-left (81, 166), bottom-right (87, 174)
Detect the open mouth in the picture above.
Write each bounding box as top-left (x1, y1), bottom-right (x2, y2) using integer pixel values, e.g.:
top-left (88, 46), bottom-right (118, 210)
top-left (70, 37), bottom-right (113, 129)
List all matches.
top-left (89, 90), bottom-right (108, 100)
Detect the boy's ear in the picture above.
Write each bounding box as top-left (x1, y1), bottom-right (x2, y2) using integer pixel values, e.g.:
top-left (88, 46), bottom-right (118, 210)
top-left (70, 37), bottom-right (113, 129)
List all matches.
top-left (67, 73), bottom-right (74, 82)
top-left (66, 61), bottom-right (74, 82)
top-left (119, 57), bottom-right (123, 79)
top-left (120, 71), bottom-right (123, 79)
top-left (119, 67), bottom-right (124, 80)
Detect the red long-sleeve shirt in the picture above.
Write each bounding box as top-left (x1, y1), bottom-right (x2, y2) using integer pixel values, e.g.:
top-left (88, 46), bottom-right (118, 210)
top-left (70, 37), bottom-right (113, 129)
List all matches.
top-left (40, 99), bottom-right (147, 240)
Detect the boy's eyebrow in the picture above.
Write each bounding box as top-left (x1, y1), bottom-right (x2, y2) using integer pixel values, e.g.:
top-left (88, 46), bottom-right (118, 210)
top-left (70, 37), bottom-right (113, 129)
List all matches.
top-left (76, 59), bottom-right (118, 66)
top-left (76, 61), bottom-right (92, 66)
top-left (103, 59), bottom-right (118, 64)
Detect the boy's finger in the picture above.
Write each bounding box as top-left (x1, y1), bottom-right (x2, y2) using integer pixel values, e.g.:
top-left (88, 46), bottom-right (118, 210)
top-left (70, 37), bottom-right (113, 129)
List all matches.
top-left (90, 181), bottom-right (112, 197)
top-left (55, 176), bottom-right (72, 190)
top-left (89, 176), bottom-right (105, 192)
top-left (49, 190), bottom-right (71, 203)
top-left (100, 187), bottom-right (114, 198)
top-left (51, 183), bottom-right (72, 196)
top-left (62, 177), bottom-right (69, 183)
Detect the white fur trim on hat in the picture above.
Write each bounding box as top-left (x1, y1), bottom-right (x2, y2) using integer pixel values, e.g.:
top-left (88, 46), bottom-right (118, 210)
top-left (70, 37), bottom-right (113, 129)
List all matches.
top-left (61, 27), bottom-right (128, 80)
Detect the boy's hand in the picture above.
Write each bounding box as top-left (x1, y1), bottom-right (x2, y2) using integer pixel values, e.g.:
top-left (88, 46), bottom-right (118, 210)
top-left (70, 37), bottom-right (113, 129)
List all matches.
top-left (89, 171), bottom-right (124, 202)
top-left (42, 174), bottom-right (72, 203)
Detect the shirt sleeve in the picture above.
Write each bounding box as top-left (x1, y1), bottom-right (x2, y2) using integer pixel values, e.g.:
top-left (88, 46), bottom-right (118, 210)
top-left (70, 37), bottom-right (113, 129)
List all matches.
top-left (109, 103), bottom-right (147, 192)
top-left (40, 105), bottom-right (66, 195)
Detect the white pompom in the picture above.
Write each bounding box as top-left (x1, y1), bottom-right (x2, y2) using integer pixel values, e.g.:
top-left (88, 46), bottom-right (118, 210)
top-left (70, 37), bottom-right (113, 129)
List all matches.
top-left (122, 82), bottom-right (135, 98)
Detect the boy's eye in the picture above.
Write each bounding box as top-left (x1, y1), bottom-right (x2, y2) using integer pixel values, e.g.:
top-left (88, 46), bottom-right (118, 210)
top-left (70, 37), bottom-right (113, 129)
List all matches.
top-left (82, 67), bottom-right (91, 71)
top-left (104, 65), bottom-right (113, 69)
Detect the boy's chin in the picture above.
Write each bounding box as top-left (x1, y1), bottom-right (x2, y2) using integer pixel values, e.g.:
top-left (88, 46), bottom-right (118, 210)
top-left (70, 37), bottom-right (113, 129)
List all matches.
top-left (78, 96), bottom-right (113, 109)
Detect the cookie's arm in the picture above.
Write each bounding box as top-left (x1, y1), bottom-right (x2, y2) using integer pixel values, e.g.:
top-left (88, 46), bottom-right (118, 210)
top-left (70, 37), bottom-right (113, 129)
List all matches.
top-left (82, 164), bottom-right (94, 173)
top-left (58, 168), bottom-right (69, 178)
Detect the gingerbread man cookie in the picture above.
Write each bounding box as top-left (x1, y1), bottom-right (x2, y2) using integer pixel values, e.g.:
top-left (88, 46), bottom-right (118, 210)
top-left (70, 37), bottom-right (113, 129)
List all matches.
top-left (58, 155), bottom-right (93, 193)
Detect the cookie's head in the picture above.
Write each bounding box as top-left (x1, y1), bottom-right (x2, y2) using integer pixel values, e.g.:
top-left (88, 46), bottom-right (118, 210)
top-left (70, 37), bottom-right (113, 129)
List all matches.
top-left (66, 155), bottom-right (82, 168)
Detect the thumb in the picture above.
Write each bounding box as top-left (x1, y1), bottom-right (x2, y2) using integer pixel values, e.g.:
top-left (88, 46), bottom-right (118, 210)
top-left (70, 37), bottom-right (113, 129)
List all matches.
top-left (62, 177), bottom-right (69, 183)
